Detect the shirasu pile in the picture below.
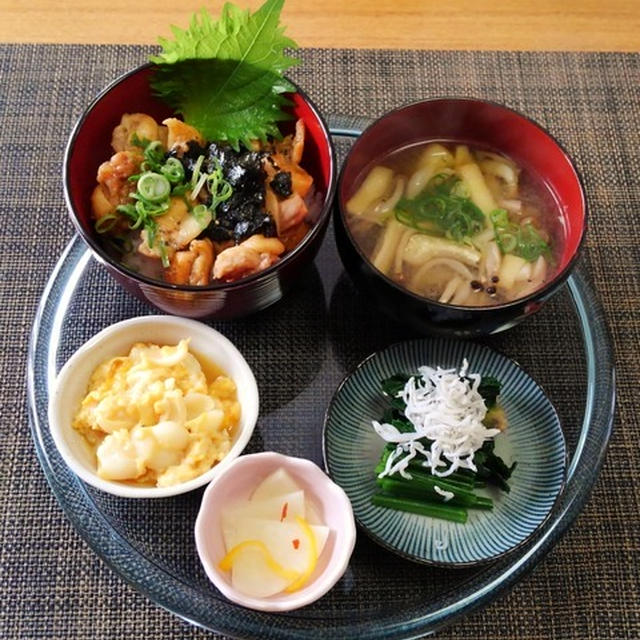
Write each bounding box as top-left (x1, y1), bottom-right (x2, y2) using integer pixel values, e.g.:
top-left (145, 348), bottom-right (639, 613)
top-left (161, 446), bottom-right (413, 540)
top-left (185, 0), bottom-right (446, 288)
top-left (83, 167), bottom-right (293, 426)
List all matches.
top-left (373, 359), bottom-right (501, 479)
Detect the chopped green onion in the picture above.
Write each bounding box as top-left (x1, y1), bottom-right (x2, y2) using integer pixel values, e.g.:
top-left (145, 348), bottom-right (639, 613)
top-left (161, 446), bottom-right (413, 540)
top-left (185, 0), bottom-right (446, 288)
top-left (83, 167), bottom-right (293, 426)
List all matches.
top-left (117, 196), bottom-right (169, 248)
top-left (161, 157), bottom-right (185, 184)
top-left (130, 133), bottom-right (150, 149)
top-left (116, 203), bottom-right (137, 222)
top-left (518, 223), bottom-right (551, 262)
top-left (207, 157), bottom-right (233, 212)
top-left (133, 197), bottom-right (169, 218)
top-left (171, 183), bottom-right (190, 196)
top-left (158, 241), bottom-right (169, 268)
top-left (94, 214), bottom-right (118, 233)
top-left (137, 172), bottom-right (171, 203)
top-left (107, 137), bottom-right (187, 266)
top-left (490, 208), bottom-right (510, 228)
top-left (490, 208), bottom-right (550, 262)
top-left (145, 218), bottom-right (158, 248)
top-left (192, 203), bottom-right (210, 226)
top-left (395, 173), bottom-right (485, 242)
top-left (191, 172), bottom-right (208, 201)
top-left (189, 156), bottom-right (233, 210)
top-left (191, 154), bottom-right (205, 188)
top-left (500, 232), bottom-right (517, 253)
top-left (141, 140), bottom-right (165, 172)
top-left (145, 140), bottom-right (163, 155)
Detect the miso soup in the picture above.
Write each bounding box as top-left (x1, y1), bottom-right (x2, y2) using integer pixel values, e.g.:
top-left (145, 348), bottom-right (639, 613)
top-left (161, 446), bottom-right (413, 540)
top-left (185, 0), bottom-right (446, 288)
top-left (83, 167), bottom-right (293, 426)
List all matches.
top-left (345, 142), bottom-right (564, 306)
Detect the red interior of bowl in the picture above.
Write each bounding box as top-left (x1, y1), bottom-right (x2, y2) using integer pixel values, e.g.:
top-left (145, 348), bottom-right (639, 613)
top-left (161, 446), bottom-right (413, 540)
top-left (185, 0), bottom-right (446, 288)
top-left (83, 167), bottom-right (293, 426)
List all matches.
top-left (66, 65), bottom-right (333, 243)
top-left (339, 99), bottom-right (586, 271)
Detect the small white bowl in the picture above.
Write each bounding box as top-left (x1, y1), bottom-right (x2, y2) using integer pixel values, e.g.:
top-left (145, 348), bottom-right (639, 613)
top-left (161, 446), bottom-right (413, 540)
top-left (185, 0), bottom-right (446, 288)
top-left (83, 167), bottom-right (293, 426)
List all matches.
top-left (48, 315), bottom-right (259, 498)
top-left (194, 451), bottom-right (356, 611)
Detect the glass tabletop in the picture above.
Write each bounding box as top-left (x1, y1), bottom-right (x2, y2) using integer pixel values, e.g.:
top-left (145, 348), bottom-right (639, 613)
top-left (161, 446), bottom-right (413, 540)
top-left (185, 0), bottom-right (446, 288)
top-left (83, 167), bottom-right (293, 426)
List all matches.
top-left (27, 126), bottom-right (615, 639)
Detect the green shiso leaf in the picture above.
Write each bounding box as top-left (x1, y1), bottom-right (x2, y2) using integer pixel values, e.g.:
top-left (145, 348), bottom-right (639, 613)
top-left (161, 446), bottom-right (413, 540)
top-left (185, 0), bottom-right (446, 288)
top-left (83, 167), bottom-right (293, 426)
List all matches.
top-left (150, 0), bottom-right (300, 150)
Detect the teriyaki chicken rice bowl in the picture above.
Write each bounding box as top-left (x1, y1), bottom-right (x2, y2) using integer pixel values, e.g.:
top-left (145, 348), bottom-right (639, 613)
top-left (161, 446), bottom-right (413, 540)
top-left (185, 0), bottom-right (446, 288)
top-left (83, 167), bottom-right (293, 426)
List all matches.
top-left (91, 113), bottom-right (318, 287)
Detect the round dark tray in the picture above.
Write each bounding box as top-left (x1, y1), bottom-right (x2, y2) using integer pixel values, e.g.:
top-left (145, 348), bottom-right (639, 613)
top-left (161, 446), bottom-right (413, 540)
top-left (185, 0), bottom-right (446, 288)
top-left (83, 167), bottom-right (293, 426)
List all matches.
top-left (27, 120), bottom-right (615, 639)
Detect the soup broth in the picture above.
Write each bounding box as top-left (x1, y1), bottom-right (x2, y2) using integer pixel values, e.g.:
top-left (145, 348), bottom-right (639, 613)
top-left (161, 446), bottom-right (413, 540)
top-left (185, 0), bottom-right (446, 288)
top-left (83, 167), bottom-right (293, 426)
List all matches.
top-left (345, 142), bottom-right (564, 307)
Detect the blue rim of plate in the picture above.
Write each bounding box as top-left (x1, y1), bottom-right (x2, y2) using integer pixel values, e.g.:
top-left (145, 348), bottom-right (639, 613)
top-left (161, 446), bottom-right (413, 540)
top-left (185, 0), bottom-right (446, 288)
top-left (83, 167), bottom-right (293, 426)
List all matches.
top-left (322, 339), bottom-right (567, 567)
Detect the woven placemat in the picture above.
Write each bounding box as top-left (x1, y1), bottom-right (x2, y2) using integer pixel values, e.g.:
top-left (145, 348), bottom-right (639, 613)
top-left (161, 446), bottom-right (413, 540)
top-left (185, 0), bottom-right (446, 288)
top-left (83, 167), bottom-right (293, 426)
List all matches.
top-left (0, 44), bottom-right (638, 639)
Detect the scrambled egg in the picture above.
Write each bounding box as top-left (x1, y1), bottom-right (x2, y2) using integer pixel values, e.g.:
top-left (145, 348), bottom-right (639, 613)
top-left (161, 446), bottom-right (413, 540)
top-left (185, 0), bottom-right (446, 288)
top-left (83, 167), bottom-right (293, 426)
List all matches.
top-left (73, 339), bottom-right (240, 487)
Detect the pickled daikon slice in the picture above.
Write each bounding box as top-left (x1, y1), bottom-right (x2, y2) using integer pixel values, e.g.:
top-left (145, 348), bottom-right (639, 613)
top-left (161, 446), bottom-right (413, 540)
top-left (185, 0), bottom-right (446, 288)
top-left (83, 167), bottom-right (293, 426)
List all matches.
top-left (218, 468), bottom-right (329, 598)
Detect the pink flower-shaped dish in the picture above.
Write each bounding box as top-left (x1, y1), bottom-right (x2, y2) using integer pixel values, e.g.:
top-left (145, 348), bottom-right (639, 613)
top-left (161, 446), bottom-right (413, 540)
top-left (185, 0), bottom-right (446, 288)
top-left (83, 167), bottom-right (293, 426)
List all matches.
top-left (194, 451), bottom-right (356, 611)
